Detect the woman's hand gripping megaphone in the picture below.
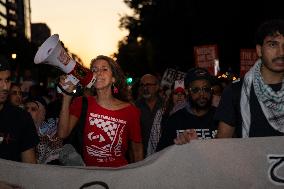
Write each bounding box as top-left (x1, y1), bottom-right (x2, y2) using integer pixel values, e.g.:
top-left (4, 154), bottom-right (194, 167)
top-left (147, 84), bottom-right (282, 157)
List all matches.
top-left (57, 75), bottom-right (79, 96)
top-left (57, 73), bottom-right (97, 95)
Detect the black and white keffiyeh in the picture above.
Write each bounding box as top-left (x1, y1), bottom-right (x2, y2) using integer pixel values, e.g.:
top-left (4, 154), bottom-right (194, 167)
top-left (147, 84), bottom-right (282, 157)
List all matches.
top-left (240, 59), bottom-right (284, 137)
top-left (147, 101), bottom-right (187, 156)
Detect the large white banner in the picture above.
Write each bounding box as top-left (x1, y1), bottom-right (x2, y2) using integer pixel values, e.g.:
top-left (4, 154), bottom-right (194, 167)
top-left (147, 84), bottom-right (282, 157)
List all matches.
top-left (1, 137), bottom-right (284, 189)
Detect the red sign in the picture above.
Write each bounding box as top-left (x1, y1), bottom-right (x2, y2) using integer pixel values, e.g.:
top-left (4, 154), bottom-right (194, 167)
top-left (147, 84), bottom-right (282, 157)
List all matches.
top-left (194, 45), bottom-right (218, 75)
top-left (240, 49), bottom-right (258, 77)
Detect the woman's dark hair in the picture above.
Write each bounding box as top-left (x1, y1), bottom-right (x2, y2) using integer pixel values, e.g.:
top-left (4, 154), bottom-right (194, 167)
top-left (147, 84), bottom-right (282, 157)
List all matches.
top-left (255, 19), bottom-right (284, 45)
top-left (91, 55), bottom-right (129, 102)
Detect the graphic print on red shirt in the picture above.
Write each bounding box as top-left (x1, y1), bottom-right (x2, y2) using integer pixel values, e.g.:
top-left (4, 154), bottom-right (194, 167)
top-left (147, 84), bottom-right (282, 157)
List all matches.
top-left (85, 112), bottom-right (127, 165)
top-left (69, 96), bottom-right (141, 167)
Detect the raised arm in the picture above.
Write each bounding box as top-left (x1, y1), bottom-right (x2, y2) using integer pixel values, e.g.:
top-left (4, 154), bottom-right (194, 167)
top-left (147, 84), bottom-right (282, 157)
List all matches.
top-left (57, 76), bottom-right (79, 139)
top-left (130, 141), bottom-right (144, 162)
top-left (57, 96), bottom-right (79, 139)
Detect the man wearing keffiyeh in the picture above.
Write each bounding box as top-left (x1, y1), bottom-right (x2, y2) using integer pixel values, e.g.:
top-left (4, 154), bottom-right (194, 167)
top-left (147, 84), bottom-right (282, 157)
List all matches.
top-left (215, 19), bottom-right (284, 138)
top-left (174, 19), bottom-right (284, 144)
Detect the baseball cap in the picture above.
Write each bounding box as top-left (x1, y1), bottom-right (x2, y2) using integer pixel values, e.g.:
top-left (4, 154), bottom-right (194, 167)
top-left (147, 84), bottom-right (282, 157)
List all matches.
top-left (184, 67), bottom-right (211, 87)
top-left (0, 56), bottom-right (11, 71)
top-left (173, 80), bottom-right (185, 94)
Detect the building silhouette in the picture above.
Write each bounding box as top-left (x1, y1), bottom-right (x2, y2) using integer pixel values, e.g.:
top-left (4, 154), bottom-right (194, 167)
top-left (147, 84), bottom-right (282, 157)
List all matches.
top-left (0, 0), bottom-right (31, 40)
top-left (31, 23), bottom-right (51, 46)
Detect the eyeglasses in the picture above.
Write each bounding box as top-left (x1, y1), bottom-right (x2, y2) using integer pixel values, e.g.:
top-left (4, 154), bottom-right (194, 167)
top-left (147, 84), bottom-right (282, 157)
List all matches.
top-left (189, 87), bottom-right (212, 94)
top-left (10, 91), bottom-right (22, 95)
top-left (140, 83), bottom-right (157, 87)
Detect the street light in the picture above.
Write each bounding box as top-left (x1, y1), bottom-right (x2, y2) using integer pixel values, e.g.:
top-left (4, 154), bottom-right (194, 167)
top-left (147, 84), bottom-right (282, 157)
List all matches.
top-left (11, 53), bottom-right (18, 82)
top-left (11, 53), bottom-right (17, 59)
top-left (126, 77), bottom-right (133, 85)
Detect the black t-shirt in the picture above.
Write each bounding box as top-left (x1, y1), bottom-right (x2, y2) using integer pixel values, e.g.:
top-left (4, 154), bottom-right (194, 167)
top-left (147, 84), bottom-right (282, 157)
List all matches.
top-left (0, 102), bottom-right (39, 162)
top-left (214, 81), bottom-right (284, 137)
top-left (157, 107), bottom-right (218, 151)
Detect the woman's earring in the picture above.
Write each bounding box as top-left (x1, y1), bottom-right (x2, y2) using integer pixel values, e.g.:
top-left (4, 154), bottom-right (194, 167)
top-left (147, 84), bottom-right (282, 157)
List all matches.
top-left (113, 83), bottom-right (118, 94)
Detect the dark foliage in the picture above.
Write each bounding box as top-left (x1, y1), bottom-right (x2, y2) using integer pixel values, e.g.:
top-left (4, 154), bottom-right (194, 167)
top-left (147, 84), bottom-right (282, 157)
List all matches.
top-left (116, 0), bottom-right (284, 77)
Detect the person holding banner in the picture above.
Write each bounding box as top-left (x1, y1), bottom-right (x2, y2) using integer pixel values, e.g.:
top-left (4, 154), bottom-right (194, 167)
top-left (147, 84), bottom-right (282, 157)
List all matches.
top-left (58, 55), bottom-right (143, 167)
top-left (157, 68), bottom-right (218, 150)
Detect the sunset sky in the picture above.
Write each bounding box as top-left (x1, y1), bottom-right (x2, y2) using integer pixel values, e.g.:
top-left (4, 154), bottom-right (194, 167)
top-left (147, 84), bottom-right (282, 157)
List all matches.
top-left (30, 0), bottom-right (133, 68)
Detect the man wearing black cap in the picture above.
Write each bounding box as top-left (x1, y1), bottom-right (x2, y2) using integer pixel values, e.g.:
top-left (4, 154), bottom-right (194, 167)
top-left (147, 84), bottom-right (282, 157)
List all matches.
top-left (0, 56), bottom-right (39, 163)
top-left (157, 68), bottom-right (218, 151)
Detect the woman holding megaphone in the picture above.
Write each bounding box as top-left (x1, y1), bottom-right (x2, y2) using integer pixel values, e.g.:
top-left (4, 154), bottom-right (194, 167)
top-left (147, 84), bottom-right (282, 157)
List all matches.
top-left (58, 55), bottom-right (143, 167)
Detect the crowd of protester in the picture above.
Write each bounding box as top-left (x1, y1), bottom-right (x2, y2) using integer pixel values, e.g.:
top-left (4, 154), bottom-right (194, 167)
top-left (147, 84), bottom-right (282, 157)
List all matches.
top-left (1, 19), bottom-right (284, 172)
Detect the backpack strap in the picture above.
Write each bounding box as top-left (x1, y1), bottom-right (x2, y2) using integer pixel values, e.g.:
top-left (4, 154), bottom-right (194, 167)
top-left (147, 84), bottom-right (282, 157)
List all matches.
top-left (76, 96), bottom-right (88, 155)
top-left (64, 96), bottom-right (88, 156)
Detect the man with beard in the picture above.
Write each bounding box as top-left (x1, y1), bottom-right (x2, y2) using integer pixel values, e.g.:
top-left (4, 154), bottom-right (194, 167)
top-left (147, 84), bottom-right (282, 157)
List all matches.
top-left (135, 74), bottom-right (163, 156)
top-left (0, 56), bottom-right (38, 163)
top-left (174, 20), bottom-right (284, 144)
top-left (215, 19), bottom-right (284, 138)
top-left (156, 68), bottom-right (218, 151)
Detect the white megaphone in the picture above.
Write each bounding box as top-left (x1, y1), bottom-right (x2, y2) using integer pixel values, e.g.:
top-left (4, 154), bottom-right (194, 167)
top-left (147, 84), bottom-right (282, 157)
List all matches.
top-left (34, 34), bottom-right (96, 94)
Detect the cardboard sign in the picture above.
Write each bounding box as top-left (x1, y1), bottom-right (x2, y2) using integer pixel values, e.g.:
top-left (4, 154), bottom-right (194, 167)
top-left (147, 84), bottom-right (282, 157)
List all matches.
top-left (160, 68), bottom-right (186, 88)
top-left (194, 44), bottom-right (218, 75)
top-left (240, 49), bottom-right (258, 77)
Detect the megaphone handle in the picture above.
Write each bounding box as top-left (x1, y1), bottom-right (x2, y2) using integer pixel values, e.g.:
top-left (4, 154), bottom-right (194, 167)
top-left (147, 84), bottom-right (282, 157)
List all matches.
top-left (66, 74), bottom-right (80, 85)
top-left (57, 74), bottom-right (79, 95)
top-left (57, 84), bottom-right (74, 96)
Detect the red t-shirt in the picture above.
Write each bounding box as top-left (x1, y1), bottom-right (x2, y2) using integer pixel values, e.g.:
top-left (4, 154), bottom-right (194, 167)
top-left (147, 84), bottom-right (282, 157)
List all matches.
top-left (69, 96), bottom-right (141, 167)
